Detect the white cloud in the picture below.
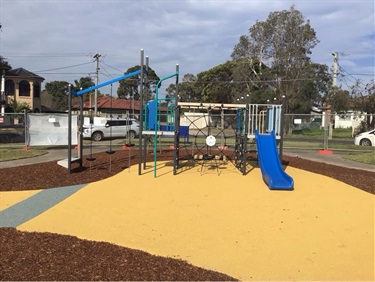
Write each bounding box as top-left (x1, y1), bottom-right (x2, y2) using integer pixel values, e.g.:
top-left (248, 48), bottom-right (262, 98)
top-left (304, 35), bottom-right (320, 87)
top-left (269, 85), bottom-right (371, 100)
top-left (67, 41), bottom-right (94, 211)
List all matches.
top-left (1, 0), bottom-right (373, 95)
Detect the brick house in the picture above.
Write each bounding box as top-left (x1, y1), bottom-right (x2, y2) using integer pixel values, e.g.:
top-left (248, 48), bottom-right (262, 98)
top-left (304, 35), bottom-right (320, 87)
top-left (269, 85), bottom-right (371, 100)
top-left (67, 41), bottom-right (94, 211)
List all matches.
top-left (4, 68), bottom-right (45, 112)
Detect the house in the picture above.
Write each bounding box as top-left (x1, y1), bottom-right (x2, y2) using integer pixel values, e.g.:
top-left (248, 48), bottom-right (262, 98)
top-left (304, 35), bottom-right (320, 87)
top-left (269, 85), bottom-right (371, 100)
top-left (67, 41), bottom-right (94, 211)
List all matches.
top-left (334, 111), bottom-right (367, 129)
top-left (74, 96), bottom-right (142, 119)
top-left (4, 68), bottom-right (45, 112)
top-left (73, 96), bottom-right (171, 125)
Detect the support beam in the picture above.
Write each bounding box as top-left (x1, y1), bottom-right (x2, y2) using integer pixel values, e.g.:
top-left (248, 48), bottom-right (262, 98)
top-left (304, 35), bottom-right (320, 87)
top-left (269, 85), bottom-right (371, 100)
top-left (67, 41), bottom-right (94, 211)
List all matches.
top-left (73, 70), bottom-right (141, 96)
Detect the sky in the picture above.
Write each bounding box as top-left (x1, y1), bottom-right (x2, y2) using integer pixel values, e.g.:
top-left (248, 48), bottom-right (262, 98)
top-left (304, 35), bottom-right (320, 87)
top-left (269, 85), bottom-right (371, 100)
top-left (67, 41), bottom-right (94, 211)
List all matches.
top-left (0, 0), bottom-right (374, 97)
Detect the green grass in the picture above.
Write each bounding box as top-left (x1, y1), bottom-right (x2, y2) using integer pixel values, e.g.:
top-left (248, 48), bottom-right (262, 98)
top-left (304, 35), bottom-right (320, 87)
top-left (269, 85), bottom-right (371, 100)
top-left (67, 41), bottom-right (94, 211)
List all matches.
top-left (343, 152), bottom-right (375, 165)
top-left (290, 128), bottom-right (324, 138)
top-left (283, 140), bottom-right (374, 151)
top-left (332, 128), bottom-right (353, 139)
top-left (0, 148), bottom-right (48, 162)
top-left (289, 127), bottom-right (353, 139)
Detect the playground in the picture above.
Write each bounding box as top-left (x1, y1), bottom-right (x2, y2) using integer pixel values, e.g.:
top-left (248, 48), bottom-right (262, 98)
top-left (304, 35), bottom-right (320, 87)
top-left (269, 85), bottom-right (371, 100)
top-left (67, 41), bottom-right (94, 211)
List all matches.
top-left (0, 149), bottom-right (374, 281)
top-left (1, 50), bottom-right (374, 280)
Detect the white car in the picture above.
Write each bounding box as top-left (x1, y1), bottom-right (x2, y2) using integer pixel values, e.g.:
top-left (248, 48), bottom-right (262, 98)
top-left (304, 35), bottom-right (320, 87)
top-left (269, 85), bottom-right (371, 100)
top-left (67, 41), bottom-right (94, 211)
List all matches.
top-left (83, 118), bottom-right (140, 141)
top-left (354, 129), bottom-right (375, 146)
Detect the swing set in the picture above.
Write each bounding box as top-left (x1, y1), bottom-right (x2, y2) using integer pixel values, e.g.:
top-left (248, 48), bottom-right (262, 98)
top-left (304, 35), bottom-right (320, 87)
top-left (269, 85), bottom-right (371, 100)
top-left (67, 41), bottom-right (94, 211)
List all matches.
top-left (66, 50), bottom-right (146, 173)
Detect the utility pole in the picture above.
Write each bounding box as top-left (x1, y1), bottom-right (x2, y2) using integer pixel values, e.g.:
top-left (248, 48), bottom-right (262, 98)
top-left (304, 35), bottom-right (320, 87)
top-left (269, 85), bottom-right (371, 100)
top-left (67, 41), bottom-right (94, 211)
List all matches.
top-left (332, 51), bottom-right (338, 88)
top-left (93, 53), bottom-right (101, 116)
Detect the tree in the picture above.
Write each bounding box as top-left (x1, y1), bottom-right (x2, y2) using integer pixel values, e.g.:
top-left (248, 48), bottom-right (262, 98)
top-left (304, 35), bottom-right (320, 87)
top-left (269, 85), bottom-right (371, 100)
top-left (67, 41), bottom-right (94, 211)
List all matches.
top-left (0, 56), bottom-right (12, 71)
top-left (44, 81), bottom-right (70, 112)
top-left (7, 99), bottom-right (31, 113)
top-left (329, 87), bottom-right (350, 113)
top-left (0, 56), bottom-right (11, 70)
top-left (117, 66), bottom-right (160, 101)
top-left (196, 61), bottom-right (235, 103)
top-left (231, 6), bottom-right (320, 113)
top-left (0, 57), bottom-right (12, 98)
top-left (73, 76), bottom-right (96, 104)
top-left (289, 63), bottom-right (331, 113)
top-left (231, 58), bottom-right (274, 104)
top-left (73, 76), bottom-right (95, 92)
top-left (351, 79), bottom-right (375, 129)
top-left (166, 73), bottom-right (200, 102)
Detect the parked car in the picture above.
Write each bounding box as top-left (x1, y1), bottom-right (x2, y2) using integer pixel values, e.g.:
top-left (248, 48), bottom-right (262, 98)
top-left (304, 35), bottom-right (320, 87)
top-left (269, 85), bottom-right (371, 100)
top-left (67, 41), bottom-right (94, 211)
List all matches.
top-left (354, 129), bottom-right (375, 146)
top-left (83, 118), bottom-right (140, 141)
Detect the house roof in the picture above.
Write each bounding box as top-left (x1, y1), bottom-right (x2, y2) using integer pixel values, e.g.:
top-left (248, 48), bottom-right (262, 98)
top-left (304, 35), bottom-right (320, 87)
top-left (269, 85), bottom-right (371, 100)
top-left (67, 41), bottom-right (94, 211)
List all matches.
top-left (82, 96), bottom-right (141, 111)
top-left (6, 67), bottom-right (45, 81)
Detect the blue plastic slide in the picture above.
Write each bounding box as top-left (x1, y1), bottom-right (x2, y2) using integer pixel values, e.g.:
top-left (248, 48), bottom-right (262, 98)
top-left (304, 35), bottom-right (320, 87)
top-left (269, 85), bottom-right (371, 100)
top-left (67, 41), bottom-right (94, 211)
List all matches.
top-left (255, 130), bottom-right (294, 190)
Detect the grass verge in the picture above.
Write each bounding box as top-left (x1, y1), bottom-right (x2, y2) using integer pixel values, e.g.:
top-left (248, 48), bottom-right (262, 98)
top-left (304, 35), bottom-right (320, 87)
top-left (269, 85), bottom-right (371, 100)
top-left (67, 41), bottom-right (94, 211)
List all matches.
top-left (0, 148), bottom-right (48, 162)
top-left (343, 152), bottom-right (375, 165)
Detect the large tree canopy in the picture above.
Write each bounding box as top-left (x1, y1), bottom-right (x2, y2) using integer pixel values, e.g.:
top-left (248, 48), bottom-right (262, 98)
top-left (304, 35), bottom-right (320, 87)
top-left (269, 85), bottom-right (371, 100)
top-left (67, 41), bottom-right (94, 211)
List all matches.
top-left (166, 73), bottom-right (200, 102)
top-left (117, 66), bottom-right (160, 101)
top-left (231, 5), bottom-right (320, 113)
top-left (196, 61), bottom-right (235, 104)
top-left (44, 81), bottom-right (70, 112)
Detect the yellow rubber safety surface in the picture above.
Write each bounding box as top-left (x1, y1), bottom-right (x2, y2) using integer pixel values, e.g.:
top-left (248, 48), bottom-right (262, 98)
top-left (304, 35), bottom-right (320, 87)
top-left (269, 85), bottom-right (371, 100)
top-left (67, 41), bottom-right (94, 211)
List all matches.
top-left (10, 161), bottom-right (375, 281)
top-left (0, 190), bottom-right (41, 211)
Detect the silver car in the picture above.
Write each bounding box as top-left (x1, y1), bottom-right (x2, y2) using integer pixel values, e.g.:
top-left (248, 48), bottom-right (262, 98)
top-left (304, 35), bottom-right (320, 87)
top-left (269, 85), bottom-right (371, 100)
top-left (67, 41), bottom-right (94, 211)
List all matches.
top-left (83, 118), bottom-right (140, 141)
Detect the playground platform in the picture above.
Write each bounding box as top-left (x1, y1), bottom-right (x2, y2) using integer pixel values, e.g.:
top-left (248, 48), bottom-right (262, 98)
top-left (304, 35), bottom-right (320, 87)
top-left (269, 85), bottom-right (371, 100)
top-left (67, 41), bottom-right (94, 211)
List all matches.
top-left (1, 161), bottom-right (374, 281)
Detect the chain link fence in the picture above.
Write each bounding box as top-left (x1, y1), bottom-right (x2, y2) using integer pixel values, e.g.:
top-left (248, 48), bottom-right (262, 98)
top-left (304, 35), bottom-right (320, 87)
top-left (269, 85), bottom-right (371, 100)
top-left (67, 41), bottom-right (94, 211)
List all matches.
top-left (1, 111), bottom-right (374, 151)
top-left (0, 113), bottom-right (26, 146)
top-left (284, 113), bottom-right (374, 150)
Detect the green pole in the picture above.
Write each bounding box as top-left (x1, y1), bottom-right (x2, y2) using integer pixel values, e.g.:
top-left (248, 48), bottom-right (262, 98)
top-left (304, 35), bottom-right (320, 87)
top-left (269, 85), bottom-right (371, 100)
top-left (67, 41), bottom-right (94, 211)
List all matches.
top-left (153, 72), bottom-right (179, 178)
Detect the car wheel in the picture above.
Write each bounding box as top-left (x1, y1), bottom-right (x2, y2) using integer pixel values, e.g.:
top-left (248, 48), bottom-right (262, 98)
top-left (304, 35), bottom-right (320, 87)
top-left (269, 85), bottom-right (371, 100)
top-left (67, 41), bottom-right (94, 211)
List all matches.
top-left (127, 130), bottom-right (136, 139)
top-left (92, 131), bottom-right (103, 141)
top-left (360, 138), bottom-right (372, 146)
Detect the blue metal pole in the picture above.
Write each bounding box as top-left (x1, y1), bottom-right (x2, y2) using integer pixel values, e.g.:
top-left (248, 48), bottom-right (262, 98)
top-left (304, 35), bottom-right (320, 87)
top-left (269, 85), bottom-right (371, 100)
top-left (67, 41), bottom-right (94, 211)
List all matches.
top-left (73, 70), bottom-right (141, 96)
top-left (153, 72), bottom-right (179, 178)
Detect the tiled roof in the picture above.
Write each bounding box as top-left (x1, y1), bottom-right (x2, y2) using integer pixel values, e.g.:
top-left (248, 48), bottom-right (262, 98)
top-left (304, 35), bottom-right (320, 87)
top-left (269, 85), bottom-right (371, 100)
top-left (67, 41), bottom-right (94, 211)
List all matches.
top-left (82, 96), bottom-right (141, 111)
top-left (6, 68), bottom-right (45, 80)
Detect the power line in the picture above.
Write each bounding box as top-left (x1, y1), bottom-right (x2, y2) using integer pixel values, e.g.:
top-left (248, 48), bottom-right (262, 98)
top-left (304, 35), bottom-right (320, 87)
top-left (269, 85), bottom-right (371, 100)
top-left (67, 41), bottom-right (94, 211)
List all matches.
top-left (34, 61), bottom-right (93, 72)
top-left (337, 63), bottom-right (368, 89)
top-left (3, 52), bottom-right (91, 58)
top-left (99, 64), bottom-right (115, 79)
top-left (100, 61), bottom-right (124, 73)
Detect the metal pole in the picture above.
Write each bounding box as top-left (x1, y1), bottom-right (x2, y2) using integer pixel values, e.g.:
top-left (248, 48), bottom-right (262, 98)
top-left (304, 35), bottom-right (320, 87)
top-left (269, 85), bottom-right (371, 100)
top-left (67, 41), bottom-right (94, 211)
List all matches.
top-left (1, 69), bottom-right (5, 116)
top-left (68, 84), bottom-right (72, 174)
top-left (79, 94), bottom-right (83, 167)
top-left (138, 49), bottom-right (144, 175)
top-left (153, 71), bottom-right (179, 178)
top-left (173, 64), bottom-right (179, 175)
top-left (143, 56), bottom-right (149, 170)
top-left (93, 53), bottom-right (101, 116)
top-left (243, 95), bottom-right (249, 175)
top-left (279, 95), bottom-right (286, 162)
